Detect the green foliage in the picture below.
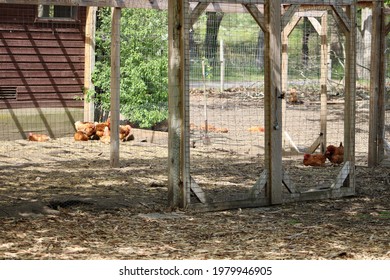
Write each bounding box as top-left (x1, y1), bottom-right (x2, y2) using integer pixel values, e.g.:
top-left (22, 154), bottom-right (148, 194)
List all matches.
top-left (88, 8), bottom-right (168, 128)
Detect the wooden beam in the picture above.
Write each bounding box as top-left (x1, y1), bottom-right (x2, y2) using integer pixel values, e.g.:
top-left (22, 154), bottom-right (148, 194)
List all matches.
top-left (110, 7), bottom-right (120, 168)
top-left (331, 5), bottom-right (351, 34)
top-left (307, 16), bottom-right (322, 34)
top-left (249, 169), bottom-right (268, 198)
top-left (264, 0), bottom-right (283, 205)
top-left (190, 2), bottom-right (209, 26)
top-left (243, 4), bottom-right (266, 32)
top-left (83, 6), bottom-right (97, 122)
top-left (168, 0), bottom-right (187, 208)
top-left (281, 4), bottom-right (299, 30)
top-left (0, 0), bottom-right (357, 6)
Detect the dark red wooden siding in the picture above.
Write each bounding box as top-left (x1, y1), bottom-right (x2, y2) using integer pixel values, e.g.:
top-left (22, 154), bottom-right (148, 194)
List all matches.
top-left (0, 4), bottom-right (86, 109)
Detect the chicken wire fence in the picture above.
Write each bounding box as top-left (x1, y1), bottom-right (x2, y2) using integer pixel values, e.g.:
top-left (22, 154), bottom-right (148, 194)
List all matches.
top-left (189, 9), bottom-right (265, 203)
top-left (0, 5), bottom-right (169, 214)
top-left (0, 2), bottom-right (385, 213)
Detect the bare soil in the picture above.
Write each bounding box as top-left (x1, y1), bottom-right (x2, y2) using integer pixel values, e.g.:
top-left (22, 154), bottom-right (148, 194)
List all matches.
top-left (0, 138), bottom-right (389, 260)
top-left (0, 87), bottom-right (389, 260)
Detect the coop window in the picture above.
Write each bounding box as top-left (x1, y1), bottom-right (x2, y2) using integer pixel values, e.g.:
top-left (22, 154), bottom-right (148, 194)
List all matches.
top-left (37, 5), bottom-right (78, 21)
top-left (0, 87), bottom-right (17, 100)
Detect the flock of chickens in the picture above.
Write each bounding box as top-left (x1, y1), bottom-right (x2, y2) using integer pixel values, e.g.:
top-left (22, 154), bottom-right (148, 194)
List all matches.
top-left (303, 142), bottom-right (344, 166)
top-left (27, 118), bottom-right (133, 144)
top-left (28, 121), bottom-right (344, 167)
top-left (73, 119), bottom-right (133, 143)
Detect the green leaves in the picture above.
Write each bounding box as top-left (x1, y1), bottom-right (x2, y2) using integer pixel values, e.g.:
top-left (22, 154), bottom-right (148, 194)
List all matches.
top-left (88, 8), bottom-right (168, 128)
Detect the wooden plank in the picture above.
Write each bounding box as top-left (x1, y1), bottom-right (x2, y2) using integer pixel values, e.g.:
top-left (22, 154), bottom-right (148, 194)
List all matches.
top-left (0, 70), bottom-right (84, 78)
top-left (0, 63), bottom-right (84, 70)
top-left (3, 78), bottom-right (83, 86)
top-left (0, 32), bottom-right (85, 41)
top-left (283, 187), bottom-right (355, 203)
top-left (264, 0), bottom-right (283, 205)
top-left (188, 197), bottom-right (270, 212)
top-left (0, 55), bottom-right (84, 63)
top-left (110, 7), bottom-right (120, 168)
top-left (84, 6), bottom-right (96, 122)
top-left (0, 99), bottom-right (83, 109)
top-left (16, 85), bottom-right (83, 93)
top-left (0, 24), bottom-right (85, 33)
top-left (0, 47), bottom-right (83, 55)
top-left (0, 40), bottom-right (85, 48)
top-left (16, 93), bottom-right (82, 101)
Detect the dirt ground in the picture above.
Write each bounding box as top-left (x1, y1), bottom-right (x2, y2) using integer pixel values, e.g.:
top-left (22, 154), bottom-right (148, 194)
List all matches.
top-left (0, 87), bottom-right (389, 260)
top-left (0, 137), bottom-right (389, 260)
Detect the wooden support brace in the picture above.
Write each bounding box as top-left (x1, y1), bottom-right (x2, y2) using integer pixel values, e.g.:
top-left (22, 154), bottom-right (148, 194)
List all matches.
top-left (243, 4), bottom-right (266, 32)
top-left (282, 170), bottom-right (297, 193)
top-left (306, 133), bottom-right (323, 154)
top-left (331, 5), bottom-right (351, 34)
top-left (281, 4), bottom-right (299, 30)
top-left (307, 17), bottom-right (322, 35)
top-left (190, 176), bottom-right (208, 203)
top-left (249, 169), bottom-right (268, 199)
top-left (190, 2), bottom-right (209, 26)
top-left (330, 161), bottom-right (351, 189)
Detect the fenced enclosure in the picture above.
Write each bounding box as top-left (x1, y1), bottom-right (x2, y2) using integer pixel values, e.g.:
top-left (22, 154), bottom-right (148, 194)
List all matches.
top-left (0, 0), bottom-right (388, 214)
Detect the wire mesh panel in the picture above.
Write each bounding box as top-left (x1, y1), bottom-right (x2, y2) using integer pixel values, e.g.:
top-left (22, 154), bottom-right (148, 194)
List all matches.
top-left (189, 8), bottom-right (266, 204)
top-left (0, 4), bottom-right (169, 215)
top-left (281, 6), bottom-right (354, 195)
top-left (354, 6), bottom-right (372, 165)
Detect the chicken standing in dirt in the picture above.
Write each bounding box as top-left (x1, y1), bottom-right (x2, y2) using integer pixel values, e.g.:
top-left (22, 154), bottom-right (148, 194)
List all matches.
top-left (303, 153), bottom-right (326, 166)
top-left (325, 142), bottom-right (344, 164)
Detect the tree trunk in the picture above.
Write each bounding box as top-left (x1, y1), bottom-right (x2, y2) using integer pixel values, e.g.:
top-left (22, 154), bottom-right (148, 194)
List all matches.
top-left (256, 30), bottom-right (265, 70)
top-left (301, 18), bottom-right (310, 68)
top-left (356, 7), bottom-right (372, 80)
top-left (204, 12), bottom-right (224, 70)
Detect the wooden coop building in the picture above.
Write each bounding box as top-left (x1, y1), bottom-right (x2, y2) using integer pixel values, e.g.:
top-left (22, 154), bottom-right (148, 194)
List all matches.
top-left (0, 0), bottom-right (388, 212)
top-left (0, 3), bottom-right (88, 139)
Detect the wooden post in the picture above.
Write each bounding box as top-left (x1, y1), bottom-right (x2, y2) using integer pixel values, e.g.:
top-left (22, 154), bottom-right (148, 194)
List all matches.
top-left (320, 13), bottom-right (328, 153)
top-left (264, 0), bottom-right (282, 205)
top-left (168, 0), bottom-right (187, 208)
top-left (343, 3), bottom-right (356, 191)
top-left (83, 6), bottom-right (97, 122)
top-left (369, 0), bottom-right (385, 166)
top-left (110, 7), bottom-right (121, 168)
